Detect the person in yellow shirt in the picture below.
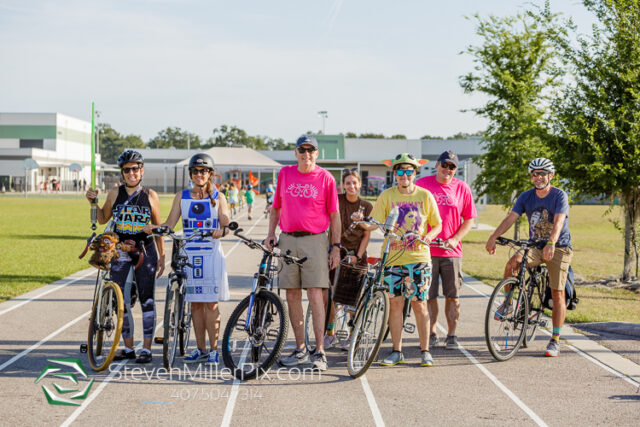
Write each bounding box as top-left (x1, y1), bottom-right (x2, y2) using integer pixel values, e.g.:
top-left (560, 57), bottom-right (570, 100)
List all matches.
top-left (354, 153), bottom-right (441, 367)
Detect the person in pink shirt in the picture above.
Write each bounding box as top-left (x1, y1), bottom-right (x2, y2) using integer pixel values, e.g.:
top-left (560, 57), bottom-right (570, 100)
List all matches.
top-left (266, 135), bottom-right (341, 372)
top-left (415, 150), bottom-right (477, 350)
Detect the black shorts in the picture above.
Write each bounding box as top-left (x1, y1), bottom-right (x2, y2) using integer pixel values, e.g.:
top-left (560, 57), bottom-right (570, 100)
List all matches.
top-left (428, 257), bottom-right (463, 300)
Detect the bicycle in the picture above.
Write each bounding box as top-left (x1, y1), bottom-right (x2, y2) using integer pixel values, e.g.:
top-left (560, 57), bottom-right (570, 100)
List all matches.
top-left (221, 222), bottom-right (306, 380)
top-left (151, 226), bottom-right (215, 369)
top-left (484, 237), bottom-right (549, 361)
top-left (79, 233), bottom-right (143, 372)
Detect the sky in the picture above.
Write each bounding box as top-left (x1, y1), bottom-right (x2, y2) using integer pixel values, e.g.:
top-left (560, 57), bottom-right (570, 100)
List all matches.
top-left (0, 0), bottom-right (597, 143)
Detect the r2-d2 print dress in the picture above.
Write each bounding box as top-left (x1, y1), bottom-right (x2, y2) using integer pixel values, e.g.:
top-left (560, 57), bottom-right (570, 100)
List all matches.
top-left (180, 189), bottom-right (230, 302)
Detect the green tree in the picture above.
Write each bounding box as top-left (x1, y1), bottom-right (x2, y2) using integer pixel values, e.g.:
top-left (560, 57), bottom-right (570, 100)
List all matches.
top-left (420, 134), bottom-right (444, 140)
top-left (147, 127), bottom-right (201, 149)
top-left (550, 0), bottom-right (640, 279)
top-left (97, 123), bottom-right (145, 164)
top-left (460, 7), bottom-right (563, 237)
top-left (344, 132), bottom-right (358, 138)
top-left (358, 133), bottom-right (385, 138)
top-left (390, 134), bottom-right (407, 139)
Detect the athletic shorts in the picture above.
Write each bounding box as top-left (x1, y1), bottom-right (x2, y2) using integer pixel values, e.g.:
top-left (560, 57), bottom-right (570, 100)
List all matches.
top-left (428, 257), bottom-right (463, 300)
top-left (278, 232), bottom-right (330, 289)
top-left (527, 246), bottom-right (573, 290)
top-left (383, 262), bottom-right (432, 301)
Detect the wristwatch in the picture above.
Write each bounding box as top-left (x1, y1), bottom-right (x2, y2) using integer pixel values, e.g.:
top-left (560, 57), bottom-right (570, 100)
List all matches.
top-left (332, 243), bottom-right (343, 250)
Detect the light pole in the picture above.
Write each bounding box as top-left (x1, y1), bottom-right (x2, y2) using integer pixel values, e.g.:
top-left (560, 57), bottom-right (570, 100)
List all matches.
top-left (317, 110), bottom-right (328, 134)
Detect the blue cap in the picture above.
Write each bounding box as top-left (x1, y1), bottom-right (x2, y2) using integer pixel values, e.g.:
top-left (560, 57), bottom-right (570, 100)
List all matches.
top-left (437, 150), bottom-right (459, 167)
top-left (296, 135), bottom-right (318, 149)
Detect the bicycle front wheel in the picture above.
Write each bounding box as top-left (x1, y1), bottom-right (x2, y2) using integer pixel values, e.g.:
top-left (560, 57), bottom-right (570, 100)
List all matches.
top-left (485, 277), bottom-right (528, 361)
top-left (88, 280), bottom-right (124, 372)
top-left (222, 290), bottom-right (288, 380)
top-left (347, 289), bottom-right (389, 378)
top-left (162, 283), bottom-right (181, 369)
top-left (179, 301), bottom-right (192, 355)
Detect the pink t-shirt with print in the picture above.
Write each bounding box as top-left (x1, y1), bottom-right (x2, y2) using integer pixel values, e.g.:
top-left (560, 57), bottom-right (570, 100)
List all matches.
top-left (273, 165), bottom-right (339, 234)
top-left (415, 175), bottom-right (477, 258)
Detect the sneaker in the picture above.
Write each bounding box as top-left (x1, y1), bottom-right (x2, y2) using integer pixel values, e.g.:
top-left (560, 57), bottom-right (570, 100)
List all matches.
top-left (494, 301), bottom-right (513, 321)
top-left (207, 350), bottom-right (219, 365)
top-left (324, 334), bottom-right (336, 350)
top-left (113, 348), bottom-right (136, 361)
top-left (545, 339), bottom-right (560, 357)
top-left (248, 215), bottom-right (252, 220)
top-left (278, 349), bottom-right (310, 367)
top-left (337, 338), bottom-right (351, 351)
top-left (429, 333), bottom-right (439, 349)
top-left (420, 350), bottom-right (434, 367)
top-left (184, 348), bottom-right (208, 363)
top-left (380, 350), bottom-right (405, 366)
top-left (445, 335), bottom-right (460, 350)
top-left (312, 352), bottom-right (328, 371)
top-left (135, 349), bottom-right (152, 364)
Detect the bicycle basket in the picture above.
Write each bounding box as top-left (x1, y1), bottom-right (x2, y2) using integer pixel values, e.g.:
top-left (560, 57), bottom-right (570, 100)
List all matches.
top-left (333, 261), bottom-right (367, 306)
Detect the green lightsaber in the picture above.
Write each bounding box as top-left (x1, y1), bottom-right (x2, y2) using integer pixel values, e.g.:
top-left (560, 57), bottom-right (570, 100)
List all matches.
top-left (90, 102), bottom-right (97, 230)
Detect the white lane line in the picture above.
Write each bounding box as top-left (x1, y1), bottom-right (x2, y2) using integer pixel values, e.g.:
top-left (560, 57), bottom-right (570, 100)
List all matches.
top-left (0, 310), bottom-right (90, 372)
top-left (360, 375), bottom-right (385, 427)
top-left (462, 280), bottom-right (640, 389)
top-left (221, 341), bottom-right (251, 427)
top-left (61, 325), bottom-right (162, 427)
top-left (436, 323), bottom-right (547, 427)
top-left (0, 269), bottom-right (95, 317)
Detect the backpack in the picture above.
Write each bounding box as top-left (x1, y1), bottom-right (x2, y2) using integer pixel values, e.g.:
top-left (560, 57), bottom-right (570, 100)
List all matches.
top-left (543, 265), bottom-right (579, 310)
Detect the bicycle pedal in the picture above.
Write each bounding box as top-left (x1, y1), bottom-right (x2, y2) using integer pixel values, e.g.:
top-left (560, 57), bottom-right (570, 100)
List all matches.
top-left (335, 331), bottom-right (349, 341)
top-left (539, 320), bottom-right (548, 328)
top-left (79, 344), bottom-right (87, 354)
top-left (404, 323), bottom-right (416, 334)
top-left (154, 337), bottom-right (164, 344)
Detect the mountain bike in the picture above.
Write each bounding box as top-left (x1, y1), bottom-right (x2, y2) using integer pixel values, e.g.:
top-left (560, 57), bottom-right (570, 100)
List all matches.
top-left (151, 227), bottom-right (215, 369)
top-left (79, 233), bottom-right (143, 372)
top-left (221, 222), bottom-right (306, 380)
top-left (484, 237), bottom-right (549, 361)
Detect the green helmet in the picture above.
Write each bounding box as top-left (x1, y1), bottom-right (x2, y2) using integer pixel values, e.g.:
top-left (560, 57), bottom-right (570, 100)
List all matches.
top-left (391, 153), bottom-right (422, 170)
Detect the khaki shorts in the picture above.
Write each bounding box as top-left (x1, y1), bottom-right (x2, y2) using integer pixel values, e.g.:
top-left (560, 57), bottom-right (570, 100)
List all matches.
top-left (278, 232), bottom-right (330, 289)
top-left (527, 246), bottom-right (573, 290)
top-left (428, 257), bottom-right (463, 300)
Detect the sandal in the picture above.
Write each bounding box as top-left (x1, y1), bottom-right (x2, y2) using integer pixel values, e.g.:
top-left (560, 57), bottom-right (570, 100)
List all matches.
top-left (135, 350), bottom-right (152, 364)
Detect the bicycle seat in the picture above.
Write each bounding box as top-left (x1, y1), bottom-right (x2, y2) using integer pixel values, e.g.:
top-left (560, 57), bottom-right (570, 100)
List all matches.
top-left (366, 257), bottom-right (381, 265)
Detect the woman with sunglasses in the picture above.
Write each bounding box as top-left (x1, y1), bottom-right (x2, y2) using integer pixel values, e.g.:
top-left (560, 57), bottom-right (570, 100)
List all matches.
top-left (324, 168), bottom-right (373, 350)
top-left (85, 150), bottom-right (165, 363)
top-left (353, 153), bottom-right (442, 367)
top-left (146, 153), bottom-right (230, 365)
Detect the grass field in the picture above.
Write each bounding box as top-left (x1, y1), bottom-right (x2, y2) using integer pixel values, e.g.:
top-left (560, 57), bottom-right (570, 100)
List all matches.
top-left (0, 197), bottom-right (637, 323)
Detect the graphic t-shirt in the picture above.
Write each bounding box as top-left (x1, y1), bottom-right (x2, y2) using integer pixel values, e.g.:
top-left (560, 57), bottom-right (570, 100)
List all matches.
top-left (338, 193), bottom-right (373, 253)
top-left (415, 175), bottom-right (477, 258)
top-left (512, 187), bottom-right (571, 248)
top-left (273, 165), bottom-right (339, 234)
top-left (111, 185), bottom-right (152, 243)
top-left (370, 186), bottom-right (442, 266)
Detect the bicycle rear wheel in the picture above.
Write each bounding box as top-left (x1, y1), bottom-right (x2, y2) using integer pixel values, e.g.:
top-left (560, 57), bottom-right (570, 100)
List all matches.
top-left (162, 282), bottom-right (181, 369)
top-left (88, 280), bottom-right (124, 372)
top-left (179, 301), bottom-right (192, 355)
top-left (347, 289), bottom-right (389, 378)
top-left (523, 267), bottom-right (547, 347)
top-left (485, 277), bottom-right (528, 361)
top-left (222, 290), bottom-right (288, 380)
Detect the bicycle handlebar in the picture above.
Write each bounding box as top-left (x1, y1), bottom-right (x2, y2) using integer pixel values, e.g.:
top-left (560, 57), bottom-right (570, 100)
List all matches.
top-left (352, 218), bottom-right (452, 250)
top-left (227, 222), bottom-right (306, 265)
top-left (150, 226), bottom-right (215, 242)
top-left (496, 236), bottom-right (547, 250)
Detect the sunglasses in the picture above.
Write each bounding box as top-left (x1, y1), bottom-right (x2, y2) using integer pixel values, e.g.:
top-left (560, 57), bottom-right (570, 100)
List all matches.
top-left (343, 167), bottom-right (358, 173)
top-left (531, 171), bottom-right (550, 177)
top-left (190, 168), bottom-right (211, 176)
top-left (395, 153), bottom-right (416, 160)
top-left (297, 146), bottom-right (316, 154)
top-left (395, 169), bottom-right (415, 177)
top-left (441, 162), bottom-right (457, 170)
top-left (122, 166), bottom-right (141, 174)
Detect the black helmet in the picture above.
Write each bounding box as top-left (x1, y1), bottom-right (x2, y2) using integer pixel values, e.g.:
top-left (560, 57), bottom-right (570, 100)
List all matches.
top-left (117, 150), bottom-right (144, 167)
top-left (189, 153), bottom-right (215, 171)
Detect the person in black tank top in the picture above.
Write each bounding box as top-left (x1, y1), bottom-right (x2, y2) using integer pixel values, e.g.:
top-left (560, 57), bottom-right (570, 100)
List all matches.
top-left (85, 150), bottom-right (165, 364)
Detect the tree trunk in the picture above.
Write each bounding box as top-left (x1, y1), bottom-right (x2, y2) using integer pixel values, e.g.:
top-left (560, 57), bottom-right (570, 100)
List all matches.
top-left (622, 190), bottom-right (640, 281)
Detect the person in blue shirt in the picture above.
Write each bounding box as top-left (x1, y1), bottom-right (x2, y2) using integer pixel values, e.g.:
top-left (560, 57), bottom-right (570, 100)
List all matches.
top-left (486, 158), bottom-right (573, 358)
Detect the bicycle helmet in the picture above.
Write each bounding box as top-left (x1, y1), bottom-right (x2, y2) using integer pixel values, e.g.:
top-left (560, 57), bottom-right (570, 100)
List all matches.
top-left (528, 158), bottom-right (555, 174)
top-left (189, 153), bottom-right (215, 171)
top-left (117, 150), bottom-right (144, 167)
top-left (386, 153), bottom-right (425, 170)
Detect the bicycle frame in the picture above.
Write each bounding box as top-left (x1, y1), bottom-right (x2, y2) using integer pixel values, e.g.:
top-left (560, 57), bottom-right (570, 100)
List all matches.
top-left (245, 251), bottom-right (278, 330)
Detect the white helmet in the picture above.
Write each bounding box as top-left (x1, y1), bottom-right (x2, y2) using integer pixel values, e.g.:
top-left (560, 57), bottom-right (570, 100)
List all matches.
top-left (528, 157), bottom-right (555, 174)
